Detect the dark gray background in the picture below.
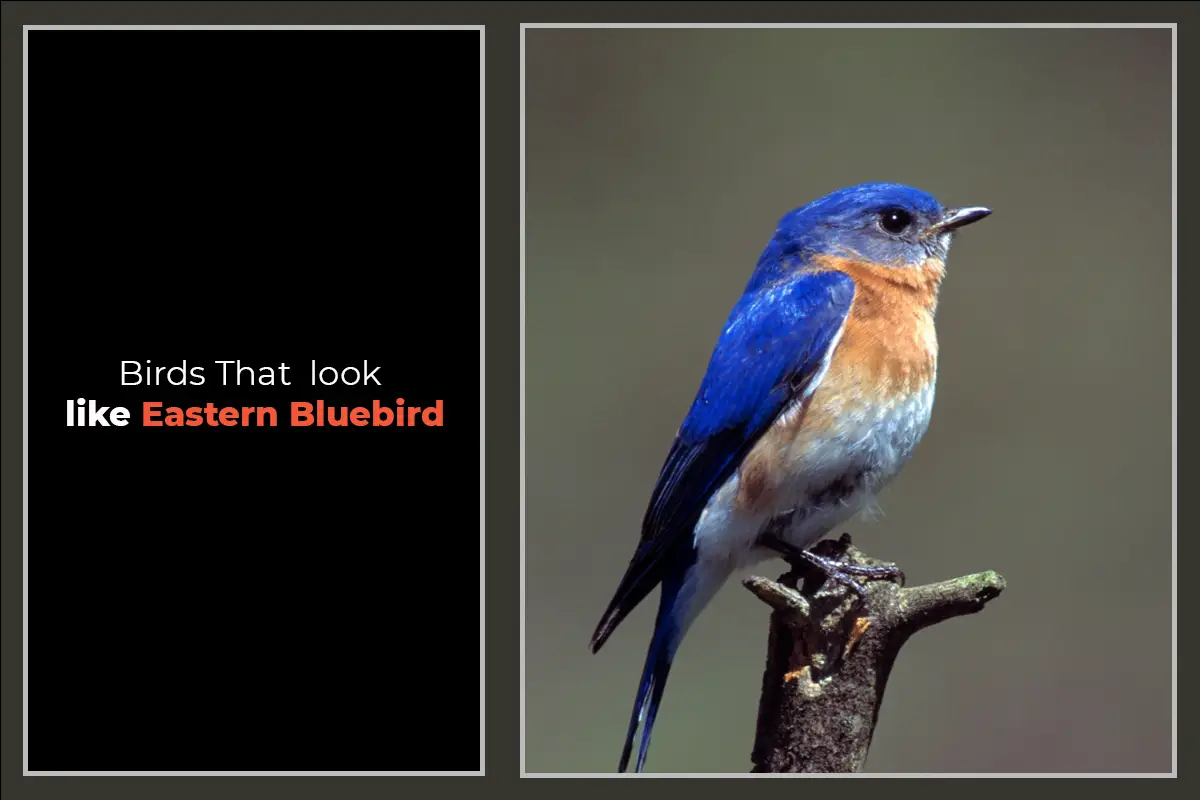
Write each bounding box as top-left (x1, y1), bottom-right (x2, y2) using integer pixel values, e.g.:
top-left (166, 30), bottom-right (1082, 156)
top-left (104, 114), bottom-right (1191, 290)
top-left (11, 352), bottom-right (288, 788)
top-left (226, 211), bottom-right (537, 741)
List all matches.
top-left (525, 27), bottom-right (1172, 773)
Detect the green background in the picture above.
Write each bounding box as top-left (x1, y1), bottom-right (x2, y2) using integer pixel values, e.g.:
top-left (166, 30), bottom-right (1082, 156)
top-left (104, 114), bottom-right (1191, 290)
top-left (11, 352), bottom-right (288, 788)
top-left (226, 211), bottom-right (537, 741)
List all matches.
top-left (525, 27), bottom-right (1172, 774)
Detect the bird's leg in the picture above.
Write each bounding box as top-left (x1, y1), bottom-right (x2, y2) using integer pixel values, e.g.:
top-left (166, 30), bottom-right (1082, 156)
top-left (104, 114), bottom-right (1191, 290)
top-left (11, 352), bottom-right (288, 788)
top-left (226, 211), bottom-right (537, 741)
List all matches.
top-left (758, 531), bottom-right (904, 611)
top-left (804, 537), bottom-right (906, 586)
top-left (760, 533), bottom-right (869, 604)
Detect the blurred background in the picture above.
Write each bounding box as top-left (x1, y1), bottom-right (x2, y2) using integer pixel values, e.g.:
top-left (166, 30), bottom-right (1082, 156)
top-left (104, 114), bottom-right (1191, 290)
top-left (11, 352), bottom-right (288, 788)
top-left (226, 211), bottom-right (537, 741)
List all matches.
top-left (524, 27), bottom-right (1172, 774)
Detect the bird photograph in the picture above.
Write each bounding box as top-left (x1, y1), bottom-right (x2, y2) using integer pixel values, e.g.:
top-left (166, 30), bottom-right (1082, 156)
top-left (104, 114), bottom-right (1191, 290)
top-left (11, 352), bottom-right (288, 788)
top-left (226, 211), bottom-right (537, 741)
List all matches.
top-left (523, 25), bottom-right (1172, 775)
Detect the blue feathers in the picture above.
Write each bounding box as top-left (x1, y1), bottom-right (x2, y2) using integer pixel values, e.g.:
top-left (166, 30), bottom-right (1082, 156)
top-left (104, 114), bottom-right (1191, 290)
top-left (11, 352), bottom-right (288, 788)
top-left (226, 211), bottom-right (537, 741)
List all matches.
top-left (618, 547), bottom-right (694, 773)
top-left (748, 182), bottom-right (946, 289)
top-left (591, 269), bottom-right (855, 772)
top-left (590, 270), bottom-right (855, 658)
top-left (644, 270), bottom-right (856, 539)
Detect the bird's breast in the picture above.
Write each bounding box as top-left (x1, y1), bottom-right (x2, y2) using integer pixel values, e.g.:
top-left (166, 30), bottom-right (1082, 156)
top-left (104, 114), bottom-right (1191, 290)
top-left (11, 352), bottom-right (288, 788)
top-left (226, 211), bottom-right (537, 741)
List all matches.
top-left (695, 373), bottom-right (937, 570)
top-left (734, 263), bottom-right (940, 521)
top-left (736, 369), bottom-right (936, 514)
top-left (693, 259), bottom-right (942, 569)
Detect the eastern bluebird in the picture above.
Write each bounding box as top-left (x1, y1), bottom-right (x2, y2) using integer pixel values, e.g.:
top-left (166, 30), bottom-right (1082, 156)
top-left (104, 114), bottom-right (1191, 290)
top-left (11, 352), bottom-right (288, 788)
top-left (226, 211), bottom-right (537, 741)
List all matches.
top-left (590, 182), bottom-right (991, 773)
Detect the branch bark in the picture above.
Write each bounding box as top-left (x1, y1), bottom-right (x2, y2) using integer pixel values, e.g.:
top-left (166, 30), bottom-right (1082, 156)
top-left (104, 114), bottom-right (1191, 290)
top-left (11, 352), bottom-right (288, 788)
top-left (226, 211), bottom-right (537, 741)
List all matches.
top-left (744, 533), bottom-right (1005, 773)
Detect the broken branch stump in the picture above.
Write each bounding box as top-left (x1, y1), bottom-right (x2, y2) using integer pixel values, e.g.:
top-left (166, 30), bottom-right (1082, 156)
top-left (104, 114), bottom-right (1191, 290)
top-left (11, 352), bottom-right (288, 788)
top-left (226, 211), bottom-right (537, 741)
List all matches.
top-left (744, 533), bottom-right (1006, 773)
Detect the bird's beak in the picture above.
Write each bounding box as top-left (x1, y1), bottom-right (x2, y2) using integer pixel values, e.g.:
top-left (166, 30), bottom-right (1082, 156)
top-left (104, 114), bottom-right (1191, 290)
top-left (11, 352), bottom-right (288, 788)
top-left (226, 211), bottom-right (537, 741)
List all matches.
top-left (930, 206), bottom-right (992, 234)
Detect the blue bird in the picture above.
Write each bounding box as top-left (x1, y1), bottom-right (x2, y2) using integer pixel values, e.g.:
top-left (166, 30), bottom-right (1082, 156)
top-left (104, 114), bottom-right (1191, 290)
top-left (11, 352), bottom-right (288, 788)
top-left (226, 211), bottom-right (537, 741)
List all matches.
top-left (590, 182), bottom-right (991, 773)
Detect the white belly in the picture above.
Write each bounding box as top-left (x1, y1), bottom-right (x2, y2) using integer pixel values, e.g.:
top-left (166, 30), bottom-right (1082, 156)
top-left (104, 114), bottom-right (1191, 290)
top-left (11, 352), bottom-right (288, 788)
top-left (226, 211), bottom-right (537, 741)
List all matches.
top-left (691, 382), bottom-right (936, 573)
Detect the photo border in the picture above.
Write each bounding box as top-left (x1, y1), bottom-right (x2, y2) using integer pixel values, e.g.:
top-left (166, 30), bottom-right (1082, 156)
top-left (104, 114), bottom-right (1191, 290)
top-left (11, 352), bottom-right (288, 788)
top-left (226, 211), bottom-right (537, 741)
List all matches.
top-left (519, 20), bottom-right (1178, 779)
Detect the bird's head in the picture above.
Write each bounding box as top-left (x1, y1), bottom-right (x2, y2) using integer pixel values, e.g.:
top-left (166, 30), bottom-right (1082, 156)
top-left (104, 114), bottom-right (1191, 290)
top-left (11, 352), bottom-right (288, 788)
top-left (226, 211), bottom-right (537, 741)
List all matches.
top-left (751, 182), bottom-right (990, 290)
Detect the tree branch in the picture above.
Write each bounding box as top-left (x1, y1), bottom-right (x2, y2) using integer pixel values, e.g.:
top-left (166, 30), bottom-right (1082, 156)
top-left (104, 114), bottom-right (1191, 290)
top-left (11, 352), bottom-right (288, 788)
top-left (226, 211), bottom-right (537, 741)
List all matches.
top-left (745, 533), bottom-right (1005, 773)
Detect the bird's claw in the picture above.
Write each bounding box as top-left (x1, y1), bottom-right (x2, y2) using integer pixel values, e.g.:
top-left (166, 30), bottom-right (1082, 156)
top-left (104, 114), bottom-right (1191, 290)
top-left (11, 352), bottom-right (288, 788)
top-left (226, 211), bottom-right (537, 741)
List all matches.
top-left (757, 532), bottom-right (904, 615)
top-left (806, 549), bottom-right (906, 587)
top-left (799, 549), bottom-right (905, 614)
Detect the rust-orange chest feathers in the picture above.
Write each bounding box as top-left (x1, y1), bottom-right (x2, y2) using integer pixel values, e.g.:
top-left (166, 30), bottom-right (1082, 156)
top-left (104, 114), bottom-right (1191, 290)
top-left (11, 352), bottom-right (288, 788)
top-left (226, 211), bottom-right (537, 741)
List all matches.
top-left (732, 256), bottom-right (943, 518)
top-left (821, 255), bottom-right (942, 402)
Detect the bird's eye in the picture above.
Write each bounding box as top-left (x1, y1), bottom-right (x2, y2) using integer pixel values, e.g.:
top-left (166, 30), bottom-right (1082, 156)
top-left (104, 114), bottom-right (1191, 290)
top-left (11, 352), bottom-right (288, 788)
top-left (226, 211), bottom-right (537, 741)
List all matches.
top-left (878, 208), bottom-right (913, 235)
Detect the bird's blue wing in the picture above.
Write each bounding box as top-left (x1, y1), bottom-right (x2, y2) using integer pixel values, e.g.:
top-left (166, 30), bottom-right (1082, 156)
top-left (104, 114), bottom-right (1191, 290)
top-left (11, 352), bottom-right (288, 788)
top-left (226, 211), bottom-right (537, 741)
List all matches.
top-left (590, 269), bottom-right (855, 652)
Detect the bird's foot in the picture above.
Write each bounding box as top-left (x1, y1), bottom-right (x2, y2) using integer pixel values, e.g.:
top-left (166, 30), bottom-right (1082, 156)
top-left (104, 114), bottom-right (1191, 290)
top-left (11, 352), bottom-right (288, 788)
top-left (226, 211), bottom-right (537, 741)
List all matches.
top-left (759, 532), bottom-right (905, 614)
top-left (800, 548), bottom-right (906, 590)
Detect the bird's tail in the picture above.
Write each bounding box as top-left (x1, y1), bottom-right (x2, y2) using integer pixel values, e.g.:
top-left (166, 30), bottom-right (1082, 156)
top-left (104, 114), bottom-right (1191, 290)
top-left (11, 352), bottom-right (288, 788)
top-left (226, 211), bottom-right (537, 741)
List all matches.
top-left (618, 566), bottom-right (690, 774)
